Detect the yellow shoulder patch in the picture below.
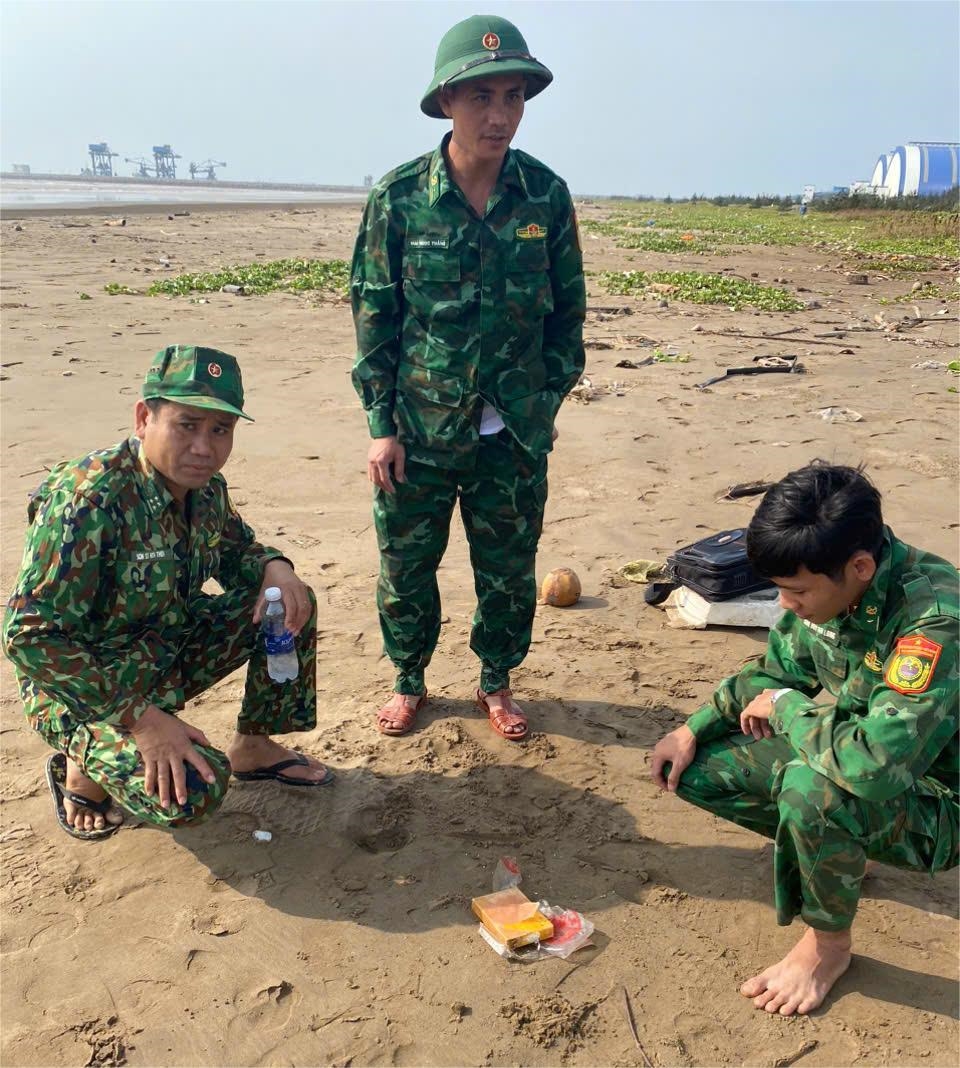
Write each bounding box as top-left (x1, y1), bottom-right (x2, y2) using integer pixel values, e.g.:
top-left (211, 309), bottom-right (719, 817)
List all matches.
top-left (884, 634), bottom-right (942, 695)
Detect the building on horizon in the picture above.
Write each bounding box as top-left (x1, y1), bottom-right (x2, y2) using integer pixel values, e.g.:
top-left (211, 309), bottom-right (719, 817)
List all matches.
top-left (869, 142), bottom-right (959, 198)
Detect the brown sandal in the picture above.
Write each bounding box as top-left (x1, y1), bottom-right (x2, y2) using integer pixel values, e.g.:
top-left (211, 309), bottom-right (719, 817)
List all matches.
top-left (376, 692), bottom-right (428, 737)
top-left (476, 688), bottom-right (528, 741)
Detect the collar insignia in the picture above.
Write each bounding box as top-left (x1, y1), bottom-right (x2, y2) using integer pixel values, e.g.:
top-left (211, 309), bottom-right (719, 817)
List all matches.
top-left (863, 650), bottom-right (883, 673)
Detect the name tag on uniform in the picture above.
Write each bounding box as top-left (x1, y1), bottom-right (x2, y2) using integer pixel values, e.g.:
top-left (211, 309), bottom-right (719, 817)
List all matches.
top-left (133, 548), bottom-right (174, 563)
top-left (408, 236), bottom-right (449, 250)
top-left (800, 618), bottom-right (839, 643)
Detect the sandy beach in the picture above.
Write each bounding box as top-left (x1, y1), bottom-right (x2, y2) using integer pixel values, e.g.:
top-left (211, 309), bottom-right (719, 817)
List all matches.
top-left (1, 199), bottom-right (957, 1067)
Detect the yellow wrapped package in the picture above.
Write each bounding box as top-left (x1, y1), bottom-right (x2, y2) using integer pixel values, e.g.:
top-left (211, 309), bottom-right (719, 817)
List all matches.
top-left (471, 887), bottom-right (554, 949)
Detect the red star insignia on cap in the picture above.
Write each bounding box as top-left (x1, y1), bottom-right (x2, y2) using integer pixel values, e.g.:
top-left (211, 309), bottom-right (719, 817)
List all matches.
top-left (208, 362), bottom-right (222, 378)
top-left (482, 32), bottom-right (500, 49)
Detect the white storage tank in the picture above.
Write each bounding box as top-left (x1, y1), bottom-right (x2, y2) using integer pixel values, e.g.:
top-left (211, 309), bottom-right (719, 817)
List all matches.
top-left (875, 142), bottom-right (959, 197)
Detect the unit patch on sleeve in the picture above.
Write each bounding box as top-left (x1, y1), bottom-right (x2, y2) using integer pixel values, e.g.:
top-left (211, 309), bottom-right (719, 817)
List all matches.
top-left (884, 634), bottom-right (943, 695)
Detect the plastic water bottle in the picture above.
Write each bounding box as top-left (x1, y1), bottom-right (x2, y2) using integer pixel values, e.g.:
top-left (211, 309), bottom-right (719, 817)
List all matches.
top-left (262, 587), bottom-right (298, 683)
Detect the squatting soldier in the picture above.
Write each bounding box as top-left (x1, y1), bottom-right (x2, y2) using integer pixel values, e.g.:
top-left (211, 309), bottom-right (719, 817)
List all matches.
top-left (4, 346), bottom-right (332, 841)
top-left (351, 14), bottom-right (586, 739)
top-left (651, 462), bottom-right (958, 1016)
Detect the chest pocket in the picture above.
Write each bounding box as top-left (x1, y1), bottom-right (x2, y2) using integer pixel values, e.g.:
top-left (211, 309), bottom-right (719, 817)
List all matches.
top-left (506, 241), bottom-right (554, 318)
top-left (116, 555), bottom-right (176, 625)
top-left (811, 642), bottom-right (849, 697)
top-left (402, 251), bottom-right (462, 324)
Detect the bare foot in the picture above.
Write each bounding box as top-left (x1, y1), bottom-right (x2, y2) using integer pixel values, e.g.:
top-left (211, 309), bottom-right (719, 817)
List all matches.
top-left (64, 759), bottom-right (124, 833)
top-left (227, 735), bottom-right (330, 783)
top-left (740, 926), bottom-right (852, 1016)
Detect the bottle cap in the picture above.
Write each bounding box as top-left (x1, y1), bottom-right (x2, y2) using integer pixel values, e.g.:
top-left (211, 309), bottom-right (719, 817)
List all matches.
top-left (264, 587), bottom-right (282, 602)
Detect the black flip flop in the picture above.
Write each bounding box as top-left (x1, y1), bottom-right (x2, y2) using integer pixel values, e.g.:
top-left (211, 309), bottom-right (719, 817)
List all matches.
top-left (232, 755), bottom-right (335, 787)
top-left (45, 752), bottom-right (120, 841)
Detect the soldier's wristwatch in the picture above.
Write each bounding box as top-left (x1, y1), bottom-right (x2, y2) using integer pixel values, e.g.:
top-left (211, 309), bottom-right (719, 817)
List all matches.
top-left (770, 688), bottom-right (792, 707)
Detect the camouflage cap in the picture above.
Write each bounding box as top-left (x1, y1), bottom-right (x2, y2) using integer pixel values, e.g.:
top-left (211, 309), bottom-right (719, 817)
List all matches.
top-left (142, 345), bottom-right (253, 421)
top-left (421, 15), bottom-right (553, 119)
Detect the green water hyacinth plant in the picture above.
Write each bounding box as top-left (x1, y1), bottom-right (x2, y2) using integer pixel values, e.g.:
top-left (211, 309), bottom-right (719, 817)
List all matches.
top-left (597, 269), bottom-right (806, 311)
top-left (145, 258), bottom-right (351, 297)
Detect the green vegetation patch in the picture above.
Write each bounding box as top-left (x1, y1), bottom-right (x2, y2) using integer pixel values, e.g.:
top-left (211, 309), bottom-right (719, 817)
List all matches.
top-left (878, 282), bottom-right (956, 304)
top-left (580, 218), bottom-right (719, 253)
top-left (586, 202), bottom-right (959, 269)
top-left (145, 258), bottom-right (350, 297)
top-left (597, 269), bottom-right (806, 311)
top-left (839, 237), bottom-right (956, 273)
top-left (103, 282), bottom-right (139, 295)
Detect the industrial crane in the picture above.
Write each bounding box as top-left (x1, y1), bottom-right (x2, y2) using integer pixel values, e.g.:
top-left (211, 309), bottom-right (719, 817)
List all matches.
top-left (124, 156), bottom-right (155, 178)
top-left (189, 159), bottom-right (227, 180)
top-left (152, 144), bottom-right (181, 180)
top-left (88, 142), bottom-right (118, 177)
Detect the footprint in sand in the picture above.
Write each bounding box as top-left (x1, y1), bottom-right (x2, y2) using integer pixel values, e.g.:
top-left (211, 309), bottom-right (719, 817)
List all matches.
top-left (344, 794), bottom-right (411, 854)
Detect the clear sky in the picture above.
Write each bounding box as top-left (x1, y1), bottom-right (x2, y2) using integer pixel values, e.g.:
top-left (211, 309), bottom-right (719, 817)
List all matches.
top-left (1, 0), bottom-right (957, 196)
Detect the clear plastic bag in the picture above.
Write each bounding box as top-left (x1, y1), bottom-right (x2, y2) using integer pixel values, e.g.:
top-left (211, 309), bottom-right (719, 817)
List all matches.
top-left (492, 856), bottom-right (522, 891)
top-left (536, 903), bottom-right (595, 959)
top-left (478, 858), bottom-right (594, 961)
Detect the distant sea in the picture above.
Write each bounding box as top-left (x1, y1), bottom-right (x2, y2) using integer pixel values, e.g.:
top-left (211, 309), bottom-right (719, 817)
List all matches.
top-left (1, 177), bottom-right (365, 211)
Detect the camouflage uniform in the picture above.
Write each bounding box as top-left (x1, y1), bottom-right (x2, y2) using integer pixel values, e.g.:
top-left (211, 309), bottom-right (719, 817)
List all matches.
top-left (351, 134), bottom-right (585, 694)
top-left (3, 436), bottom-right (317, 827)
top-left (678, 528), bottom-right (958, 930)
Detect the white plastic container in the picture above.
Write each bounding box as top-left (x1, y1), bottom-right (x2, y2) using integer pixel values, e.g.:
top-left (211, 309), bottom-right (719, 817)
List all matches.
top-left (665, 585), bottom-right (783, 630)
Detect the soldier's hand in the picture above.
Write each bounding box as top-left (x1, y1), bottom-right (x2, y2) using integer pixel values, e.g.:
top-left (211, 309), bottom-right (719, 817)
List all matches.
top-left (131, 704), bottom-right (216, 809)
top-left (740, 690), bottom-right (776, 739)
top-left (367, 436), bottom-right (406, 494)
top-left (650, 724), bottom-right (697, 793)
top-left (254, 559), bottom-right (312, 635)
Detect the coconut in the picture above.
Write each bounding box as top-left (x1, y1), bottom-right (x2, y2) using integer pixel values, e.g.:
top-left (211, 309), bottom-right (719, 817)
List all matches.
top-left (539, 567), bottom-right (582, 607)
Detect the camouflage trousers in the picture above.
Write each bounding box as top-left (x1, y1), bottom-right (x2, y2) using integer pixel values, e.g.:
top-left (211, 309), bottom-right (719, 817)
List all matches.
top-left (32, 584), bottom-right (317, 828)
top-left (676, 733), bottom-right (958, 931)
top-left (373, 430), bottom-right (548, 694)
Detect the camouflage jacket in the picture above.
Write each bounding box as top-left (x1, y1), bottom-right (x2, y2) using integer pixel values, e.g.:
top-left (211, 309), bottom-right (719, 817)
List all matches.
top-left (351, 133), bottom-right (586, 470)
top-left (686, 529), bottom-right (959, 804)
top-left (3, 437), bottom-right (285, 732)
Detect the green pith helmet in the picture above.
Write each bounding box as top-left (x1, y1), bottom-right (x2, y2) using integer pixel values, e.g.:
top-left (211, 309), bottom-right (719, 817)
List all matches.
top-left (142, 345), bottom-right (253, 421)
top-left (420, 14), bottom-right (553, 119)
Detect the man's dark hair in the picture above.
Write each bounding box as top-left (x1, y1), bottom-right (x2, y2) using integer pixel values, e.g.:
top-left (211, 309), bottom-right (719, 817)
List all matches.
top-left (144, 397), bottom-right (169, 415)
top-left (746, 461), bottom-right (884, 579)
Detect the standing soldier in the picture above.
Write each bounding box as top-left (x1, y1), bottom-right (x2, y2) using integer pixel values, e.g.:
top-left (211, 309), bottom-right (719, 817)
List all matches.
top-left (651, 462), bottom-right (958, 1015)
top-left (351, 14), bottom-right (586, 739)
top-left (4, 346), bottom-right (332, 841)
